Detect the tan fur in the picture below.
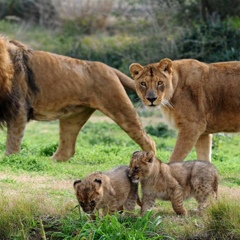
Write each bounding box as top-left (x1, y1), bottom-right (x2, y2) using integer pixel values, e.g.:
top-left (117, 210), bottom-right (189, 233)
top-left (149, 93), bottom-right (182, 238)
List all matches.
top-left (128, 151), bottom-right (218, 216)
top-left (73, 166), bottom-right (140, 219)
top-left (130, 58), bottom-right (240, 162)
top-left (0, 36), bottom-right (156, 161)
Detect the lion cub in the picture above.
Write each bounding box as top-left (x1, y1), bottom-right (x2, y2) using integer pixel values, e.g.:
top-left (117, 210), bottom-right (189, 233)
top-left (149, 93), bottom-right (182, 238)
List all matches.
top-left (73, 166), bottom-right (140, 219)
top-left (128, 151), bottom-right (218, 216)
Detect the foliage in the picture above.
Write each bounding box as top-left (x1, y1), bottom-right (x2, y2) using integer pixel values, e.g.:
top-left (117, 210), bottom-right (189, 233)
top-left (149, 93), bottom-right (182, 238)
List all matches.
top-left (0, 194), bottom-right (40, 239)
top-left (50, 210), bottom-right (165, 240)
top-left (204, 198), bottom-right (240, 239)
top-left (177, 19), bottom-right (240, 62)
top-left (0, 0), bottom-right (57, 27)
top-left (0, 120), bottom-right (239, 238)
top-left (145, 123), bottom-right (176, 138)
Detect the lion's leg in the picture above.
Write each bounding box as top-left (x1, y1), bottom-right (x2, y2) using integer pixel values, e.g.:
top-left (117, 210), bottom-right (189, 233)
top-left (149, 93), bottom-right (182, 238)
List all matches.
top-left (169, 126), bottom-right (203, 162)
top-left (5, 114), bottom-right (27, 156)
top-left (141, 193), bottom-right (156, 216)
top-left (52, 108), bottom-right (95, 161)
top-left (195, 134), bottom-right (212, 161)
top-left (170, 188), bottom-right (188, 216)
top-left (97, 97), bottom-right (156, 154)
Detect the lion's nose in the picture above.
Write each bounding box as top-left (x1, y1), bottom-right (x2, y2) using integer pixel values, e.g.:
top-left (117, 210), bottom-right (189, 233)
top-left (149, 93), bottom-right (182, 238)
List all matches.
top-left (147, 96), bottom-right (157, 104)
top-left (147, 90), bottom-right (157, 104)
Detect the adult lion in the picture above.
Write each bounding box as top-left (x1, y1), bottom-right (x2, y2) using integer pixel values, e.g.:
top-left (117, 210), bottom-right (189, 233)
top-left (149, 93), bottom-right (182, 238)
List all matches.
top-left (0, 36), bottom-right (156, 161)
top-left (130, 58), bottom-right (240, 162)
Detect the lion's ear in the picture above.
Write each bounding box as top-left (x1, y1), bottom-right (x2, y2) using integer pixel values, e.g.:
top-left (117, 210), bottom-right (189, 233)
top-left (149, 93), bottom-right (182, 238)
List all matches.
top-left (94, 178), bottom-right (104, 194)
top-left (158, 58), bottom-right (172, 74)
top-left (129, 63), bottom-right (144, 78)
top-left (146, 151), bottom-right (155, 163)
top-left (141, 151), bottom-right (154, 163)
top-left (132, 150), bottom-right (141, 156)
top-left (94, 178), bottom-right (102, 185)
top-left (73, 179), bottom-right (82, 190)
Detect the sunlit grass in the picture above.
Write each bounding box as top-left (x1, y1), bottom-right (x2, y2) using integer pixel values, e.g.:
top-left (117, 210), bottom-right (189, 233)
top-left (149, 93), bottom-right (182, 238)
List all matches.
top-left (0, 119), bottom-right (239, 238)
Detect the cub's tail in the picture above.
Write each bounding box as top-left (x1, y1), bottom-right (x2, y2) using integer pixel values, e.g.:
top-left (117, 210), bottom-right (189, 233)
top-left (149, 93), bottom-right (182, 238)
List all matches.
top-left (112, 68), bottom-right (136, 91)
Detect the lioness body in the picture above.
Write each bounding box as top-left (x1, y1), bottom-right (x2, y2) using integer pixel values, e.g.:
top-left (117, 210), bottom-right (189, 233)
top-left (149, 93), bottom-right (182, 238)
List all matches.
top-left (129, 151), bottom-right (218, 216)
top-left (73, 166), bottom-right (140, 218)
top-left (130, 59), bottom-right (240, 161)
top-left (0, 36), bottom-right (155, 161)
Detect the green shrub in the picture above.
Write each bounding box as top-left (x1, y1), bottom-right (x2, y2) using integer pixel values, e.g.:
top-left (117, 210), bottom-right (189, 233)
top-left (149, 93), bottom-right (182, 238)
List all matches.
top-left (0, 0), bottom-right (56, 27)
top-left (145, 123), bottom-right (175, 138)
top-left (1, 154), bottom-right (51, 172)
top-left (177, 19), bottom-right (240, 62)
top-left (40, 143), bottom-right (58, 157)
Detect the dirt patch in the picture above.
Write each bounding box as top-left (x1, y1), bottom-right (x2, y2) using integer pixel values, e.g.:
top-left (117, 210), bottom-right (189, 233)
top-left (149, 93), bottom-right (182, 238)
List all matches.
top-left (88, 114), bottom-right (164, 127)
top-left (0, 172), bottom-right (239, 200)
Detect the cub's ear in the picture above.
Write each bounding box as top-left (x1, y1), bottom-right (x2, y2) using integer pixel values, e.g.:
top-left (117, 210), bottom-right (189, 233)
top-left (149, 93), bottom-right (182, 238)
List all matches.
top-left (146, 151), bottom-right (155, 163)
top-left (94, 178), bottom-right (103, 193)
top-left (129, 63), bottom-right (144, 78)
top-left (158, 58), bottom-right (172, 74)
top-left (132, 150), bottom-right (141, 157)
top-left (94, 178), bottom-right (102, 185)
top-left (73, 179), bottom-right (82, 190)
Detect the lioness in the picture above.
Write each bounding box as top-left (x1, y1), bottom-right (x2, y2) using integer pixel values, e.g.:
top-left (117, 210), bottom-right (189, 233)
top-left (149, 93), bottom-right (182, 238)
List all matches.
top-left (130, 58), bottom-right (240, 162)
top-left (0, 36), bottom-right (155, 161)
top-left (128, 151), bottom-right (218, 216)
top-left (73, 166), bottom-right (140, 219)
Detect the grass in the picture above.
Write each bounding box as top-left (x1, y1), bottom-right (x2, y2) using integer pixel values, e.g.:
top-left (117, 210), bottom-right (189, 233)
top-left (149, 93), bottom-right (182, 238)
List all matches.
top-left (0, 112), bottom-right (239, 239)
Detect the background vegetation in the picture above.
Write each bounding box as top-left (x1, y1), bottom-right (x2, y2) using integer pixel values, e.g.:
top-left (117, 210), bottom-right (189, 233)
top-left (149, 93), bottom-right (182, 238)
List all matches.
top-left (0, 0), bottom-right (240, 239)
top-left (1, 0), bottom-right (240, 73)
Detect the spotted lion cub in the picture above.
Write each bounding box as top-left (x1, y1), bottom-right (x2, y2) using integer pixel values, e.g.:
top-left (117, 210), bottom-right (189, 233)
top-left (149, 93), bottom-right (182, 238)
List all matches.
top-left (128, 151), bottom-right (218, 216)
top-left (73, 166), bottom-right (140, 219)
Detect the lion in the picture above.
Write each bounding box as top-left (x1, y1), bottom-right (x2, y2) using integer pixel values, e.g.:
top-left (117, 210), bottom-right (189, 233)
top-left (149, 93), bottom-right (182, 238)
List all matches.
top-left (0, 35), bottom-right (156, 161)
top-left (73, 165), bottom-right (141, 219)
top-left (129, 58), bottom-right (240, 162)
top-left (128, 151), bottom-right (218, 216)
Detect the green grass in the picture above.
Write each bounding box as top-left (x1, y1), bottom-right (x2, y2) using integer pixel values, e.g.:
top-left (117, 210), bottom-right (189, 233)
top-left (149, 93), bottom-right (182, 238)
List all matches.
top-left (0, 116), bottom-right (240, 239)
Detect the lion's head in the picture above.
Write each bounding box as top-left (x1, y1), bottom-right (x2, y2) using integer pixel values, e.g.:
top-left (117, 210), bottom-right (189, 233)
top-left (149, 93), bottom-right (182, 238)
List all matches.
top-left (129, 58), bottom-right (174, 108)
top-left (128, 150), bottom-right (155, 183)
top-left (73, 177), bottom-right (104, 214)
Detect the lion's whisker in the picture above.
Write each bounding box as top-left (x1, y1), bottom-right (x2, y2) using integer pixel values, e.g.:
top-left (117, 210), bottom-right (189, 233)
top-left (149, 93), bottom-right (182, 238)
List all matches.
top-left (161, 99), bottom-right (174, 110)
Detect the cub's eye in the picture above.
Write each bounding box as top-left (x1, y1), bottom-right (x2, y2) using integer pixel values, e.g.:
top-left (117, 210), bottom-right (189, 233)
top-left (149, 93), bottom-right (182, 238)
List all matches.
top-left (90, 200), bottom-right (96, 207)
top-left (134, 167), bottom-right (139, 172)
top-left (79, 201), bottom-right (85, 207)
top-left (140, 82), bottom-right (147, 87)
top-left (158, 81), bottom-right (163, 87)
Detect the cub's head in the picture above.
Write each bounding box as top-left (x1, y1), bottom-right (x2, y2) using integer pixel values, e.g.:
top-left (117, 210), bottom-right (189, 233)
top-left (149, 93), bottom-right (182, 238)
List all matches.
top-left (128, 150), bottom-right (155, 183)
top-left (73, 177), bottom-right (103, 214)
top-left (129, 58), bottom-right (174, 107)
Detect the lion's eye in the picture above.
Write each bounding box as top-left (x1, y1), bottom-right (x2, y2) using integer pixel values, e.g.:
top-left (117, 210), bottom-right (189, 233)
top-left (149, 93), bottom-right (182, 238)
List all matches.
top-left (79, 201), bottom-right (85, 207)
top-left (90, 200), bottom-right (96, 207)
top-left (158, 81), bottom-right (163, 87)
top-left (134, 167), bottom-right (139, 172)
top-left (140, 82), bottom-right (146, 87)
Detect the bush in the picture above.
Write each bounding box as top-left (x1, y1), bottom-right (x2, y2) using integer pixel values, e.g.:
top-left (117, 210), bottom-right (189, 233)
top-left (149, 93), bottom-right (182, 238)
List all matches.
top-left (0, 0), bottom-right (57, 27)
top-left (177, 19), bottom-right (240, 62)
top-left (145, 123), bottom-right (175, 138)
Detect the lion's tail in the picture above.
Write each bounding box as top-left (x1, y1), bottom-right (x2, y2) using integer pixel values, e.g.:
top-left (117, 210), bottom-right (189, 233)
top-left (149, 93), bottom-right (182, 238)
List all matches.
top-left (112, 68), bottom-right (136, 91)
